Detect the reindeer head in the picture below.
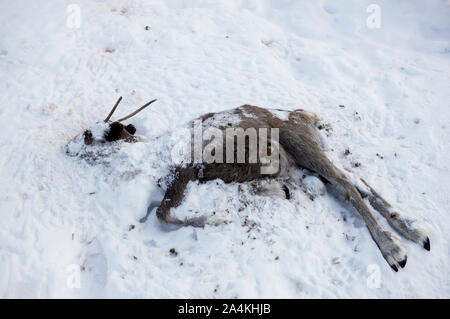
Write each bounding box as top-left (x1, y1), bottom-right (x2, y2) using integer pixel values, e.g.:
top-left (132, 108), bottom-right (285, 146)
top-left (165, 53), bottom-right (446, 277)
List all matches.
top-left (67, 97), bottom-right (156, 158)
top-left (82, 96), bottom-right (157, 145)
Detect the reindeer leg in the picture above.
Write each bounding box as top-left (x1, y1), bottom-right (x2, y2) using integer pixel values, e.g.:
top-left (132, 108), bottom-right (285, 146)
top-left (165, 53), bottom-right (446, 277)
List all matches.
top-left (157, 157), bottom-right (273, 227)
top-left (331, 175), bottom-right (407, 271)
top-left (356, 179), bottom-right (430, 251)
top-left (280, 131), bottom-right (407, 270)
top-left (156, 166), bottom-right (207, 227)
top-left (299, 154), bottom-right (408, 271)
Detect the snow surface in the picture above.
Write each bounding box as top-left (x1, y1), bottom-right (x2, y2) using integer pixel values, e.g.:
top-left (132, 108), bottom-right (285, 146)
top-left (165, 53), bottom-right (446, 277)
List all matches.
top-left (0, 0), bottom-right (449, 298)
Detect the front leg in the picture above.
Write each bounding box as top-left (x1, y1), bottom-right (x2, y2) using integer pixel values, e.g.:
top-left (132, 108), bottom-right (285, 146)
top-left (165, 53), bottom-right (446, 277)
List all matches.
top-left (156, 166), bottom-right (207, 227)
top-left (357, 179), bottom-right (430, 251)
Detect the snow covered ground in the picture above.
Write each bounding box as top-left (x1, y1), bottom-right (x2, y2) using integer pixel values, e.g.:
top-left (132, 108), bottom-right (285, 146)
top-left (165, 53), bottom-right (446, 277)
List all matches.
top-left (0, 0), bottom-right (449, 298)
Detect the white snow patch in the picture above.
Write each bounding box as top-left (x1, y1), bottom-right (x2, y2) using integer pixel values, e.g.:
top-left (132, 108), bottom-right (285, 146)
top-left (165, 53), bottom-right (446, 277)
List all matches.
top-left (302, 175), bottom-right (327, 198)
top-left (0, 0), bottom-right (449, 298)
top-left (202, 110), bottom-right (242, 128)
top-left (269, 109), bottom-right (291, 121)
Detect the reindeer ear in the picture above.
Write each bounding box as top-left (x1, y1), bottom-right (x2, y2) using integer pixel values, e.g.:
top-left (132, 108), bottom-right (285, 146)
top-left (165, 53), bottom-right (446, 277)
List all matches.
top-left (105, 122), bottom-right (124, 141)
top-left (125, 124), bottom-right (136, 135)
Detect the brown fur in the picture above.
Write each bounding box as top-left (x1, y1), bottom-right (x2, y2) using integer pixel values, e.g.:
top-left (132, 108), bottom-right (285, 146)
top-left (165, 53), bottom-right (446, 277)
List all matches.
top-left (154, 105), bottom-right (430, 271)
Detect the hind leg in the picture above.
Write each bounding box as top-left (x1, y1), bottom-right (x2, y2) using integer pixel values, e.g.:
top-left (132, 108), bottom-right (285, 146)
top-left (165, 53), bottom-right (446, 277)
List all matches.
top-left (330, 174), bottom-right (407, 271)
top-left (356, 178), bottom-right (430, 251)
top-left (302, 155), bottom-right (408, 271)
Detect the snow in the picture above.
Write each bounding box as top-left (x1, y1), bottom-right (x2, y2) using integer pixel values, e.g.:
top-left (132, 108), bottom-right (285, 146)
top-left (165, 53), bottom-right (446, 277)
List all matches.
top-left (0, 0), bottom-right (449, 298)
top-left (268, 109), bottom-right (290, 121)
top-left (301, 175), bottom-right (327, 199)
top-left (201, 110), bottom-right (243, 128)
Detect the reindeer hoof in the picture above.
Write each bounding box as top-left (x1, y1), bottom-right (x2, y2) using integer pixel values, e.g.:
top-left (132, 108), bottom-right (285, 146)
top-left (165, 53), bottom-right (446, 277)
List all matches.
top-left (398, 256), bottom-right (407, 268)
top-left (423, 237), bottom-right (431, 251)
top-left (390, 256), bottom-right (407, 272)
top-left (373, 229), bottom-right (408, 272)
top-left (282, 184), bottom-right (290, 199)
top-left (388, 216), bottom-right (430, 251)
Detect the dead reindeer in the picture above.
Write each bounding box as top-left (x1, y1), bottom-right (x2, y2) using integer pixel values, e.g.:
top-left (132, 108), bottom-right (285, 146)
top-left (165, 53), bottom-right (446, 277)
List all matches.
top-left (68, 100), bottom-right (430, 271)
top-left (154, 105), bottom-right (430, 272)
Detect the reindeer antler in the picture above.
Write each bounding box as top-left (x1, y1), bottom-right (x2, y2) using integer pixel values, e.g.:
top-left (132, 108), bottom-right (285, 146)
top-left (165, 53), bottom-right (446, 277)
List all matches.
top-left (104, 96), bottom-right (123, 122)
top-left (117, 99), bottom-right (157, 122)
